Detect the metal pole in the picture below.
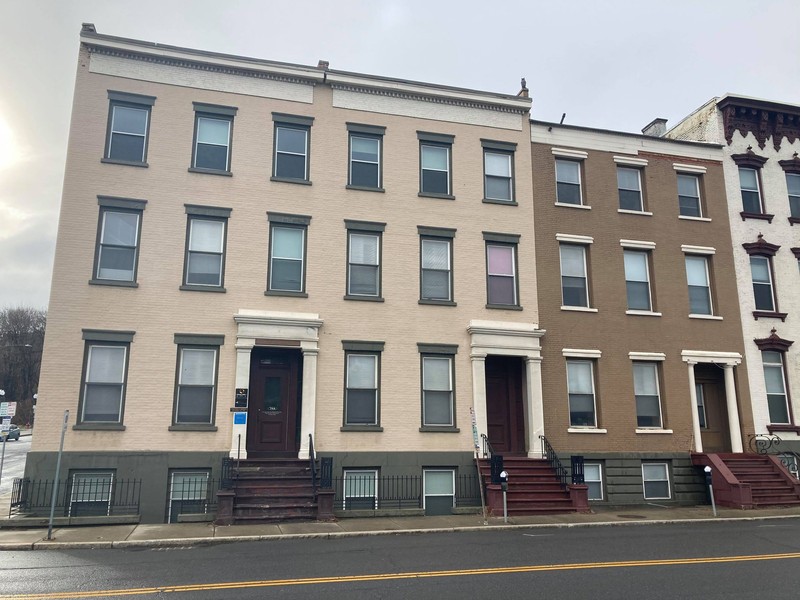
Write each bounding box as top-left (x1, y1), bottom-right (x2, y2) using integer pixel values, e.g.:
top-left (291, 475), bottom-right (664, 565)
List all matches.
top-left (708, 483), bottom-right (717, 517)
top-left (47, 410), bottom-right (69, 541)
top-left (503, 489), bottom-right (508, 524)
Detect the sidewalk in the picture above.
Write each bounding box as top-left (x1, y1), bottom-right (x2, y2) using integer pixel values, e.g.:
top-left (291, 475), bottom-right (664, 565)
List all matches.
top-left (2, 503), bottom-right (800, 551)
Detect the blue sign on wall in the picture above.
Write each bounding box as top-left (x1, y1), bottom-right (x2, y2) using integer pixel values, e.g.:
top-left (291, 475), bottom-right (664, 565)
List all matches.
top-left (233, 413), bottom-right (246, 425)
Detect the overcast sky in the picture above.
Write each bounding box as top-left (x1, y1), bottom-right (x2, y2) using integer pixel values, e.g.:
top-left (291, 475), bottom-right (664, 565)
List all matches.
top-left (1, 0), bottom-right (798, 310)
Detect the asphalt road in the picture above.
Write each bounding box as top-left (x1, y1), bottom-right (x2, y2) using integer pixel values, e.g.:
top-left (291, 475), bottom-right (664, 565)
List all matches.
top-left (0, 435), bottom-right (29, 496)
top-left (2, 519), bottom-right (800, 599)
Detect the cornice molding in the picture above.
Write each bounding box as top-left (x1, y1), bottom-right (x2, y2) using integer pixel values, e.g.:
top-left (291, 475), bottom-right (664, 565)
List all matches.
top-left (721, 102), bottom-right (800, 151)
top-left (754, 328), bottom-right (794, 352)
top-left (742, 234), bottom-right (780, 257)
top-left (779, 153), bottom-right (800, 174)
top-left (731, 146), bottom-right (769, 169)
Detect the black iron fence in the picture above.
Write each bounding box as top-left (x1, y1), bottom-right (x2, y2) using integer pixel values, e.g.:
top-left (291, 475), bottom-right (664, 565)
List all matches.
top-left (748, 433), bottom-right (800, 478)
top-left (10, 478), bottom-right (141, 518)
top-left (331, 474), bottom-right (481, 511)
top-left (164, 478), bottom-right (219, 523)
top-left (540, 435), bottom-right (569, 489)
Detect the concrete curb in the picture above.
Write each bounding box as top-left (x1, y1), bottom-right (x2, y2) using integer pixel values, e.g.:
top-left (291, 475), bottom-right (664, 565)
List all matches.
top-left (3, 513), bottom-right (798, 551)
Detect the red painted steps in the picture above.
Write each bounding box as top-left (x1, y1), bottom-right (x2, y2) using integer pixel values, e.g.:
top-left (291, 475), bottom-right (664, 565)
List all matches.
top-left (228, 458), bottom-right (318, 523)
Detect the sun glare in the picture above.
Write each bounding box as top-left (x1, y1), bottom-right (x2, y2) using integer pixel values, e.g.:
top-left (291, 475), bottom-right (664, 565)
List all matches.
top-left (0, 116), bottom-right (17, 170)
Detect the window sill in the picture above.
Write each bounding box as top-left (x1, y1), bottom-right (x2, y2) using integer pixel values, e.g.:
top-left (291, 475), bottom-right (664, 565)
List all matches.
top-left (169, 424), bottom-right (218, 432)
top-left (418, 192), bottom-right (455, 200)
top-left (561, 305), bottom-right (598, 313)
top-left (766, 424), bottom-right (800, 434)
top-left (419, 426), bottom-right (460, 433)
top-left (89, 279), bottom-right (138, 288)
top-left (346, 184), bottom-right (385, 193)
top-left (753, 310), bottom-right (788, 322)
top-left (626, 310), bottom-right (662, 317)
top-left (482, 198), bottom-right (518, 206)
top-left (101, 158), bottom-right (148, 168)
top-left (188, 167), bottom-right (232, 177)
top-left (73, 424), bottom-right (126, 431)
top-left (618, 209), bottom-right (653, 216)
top-left (265, 290), bottom-right (308, 298)
top-left (739, 211), bottom-right (774, 223)
top-left (789, 217), bottom-right (800, 226)
top-left (679, 215), bottom-right (711, 222)
top-left (689, 314), bottom-right (723, 320)
top-left (635, 428), bottom-right (673, 434)
top-left (486, 303), bottom-right (523, 311)
top-left (340, 425), bottom-right (384, 432)
top-left (419, 299), bottom-right (457, 307)
top-left (344, 294), bottom-right (384, 302)
top-left (181, 284), bottom-right (226, 293)
top-left (555, 202), bottom-right (591, 210)
top-left (568, 427), bottom-right (607, 434)
top-left (271, 176), bottom-right (312, 186)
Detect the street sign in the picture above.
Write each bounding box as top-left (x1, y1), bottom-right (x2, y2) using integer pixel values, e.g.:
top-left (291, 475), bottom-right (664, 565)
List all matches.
top-left (0, 416), bottom-right (10, 433)
top-left (5, 402), bottom-right (15, 418)
top-left (0, 402), bottom-right (7, 417)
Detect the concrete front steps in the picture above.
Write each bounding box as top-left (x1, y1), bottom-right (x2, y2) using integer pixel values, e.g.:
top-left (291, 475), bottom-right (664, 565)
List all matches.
top-left (228, 459), bottom-right (317, 523)
top-left (693, 453), bottom-right (800, 509)
top-left (478, 456), bottom-right (578, 515)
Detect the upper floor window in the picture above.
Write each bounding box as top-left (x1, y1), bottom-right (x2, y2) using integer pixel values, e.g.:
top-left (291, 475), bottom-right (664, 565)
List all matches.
top-left (787, 173), bottom-right (800, 219)
top-left (482, 140), bottom-right (517, 203)
top-left (685, 254), bottom-right (713, 316)
top-left (418, 344), bottom-right (458, 429)
top-left (419, 227), bottom-right (455, 304)
top-left (342, 341), bottom-right (384, 429)
top-left (418, 131), bottom-right (454, 198)
top-left (267, 212), bottom-right (310, 296)
top-left (345, 220), bottom-right (385, 300)
top-left (103, 91), bottom-right (155, 166)
top-left (559, 243), bottom-right (589, 308)
top-left (555, 159), bottom-right (582, 205)
top-left (755, 330), bottom-right (796, 429)
top-left (172, 334), bottom-right (223, 428)
top-left (617, 167), bottom-right (643, 211)
top-left (272, 113), bottom-right (314, 183)
top-left (91, 196), bottom-right (147, 287)
top-left (347, 123), bottom-right (385, 190)
top-left (739, 168), bottom-right (763, 214)
top-left (677, 174), bottom-right (702, 217)
top-left (633, 361), bottom-right (662, 428)
top-left (623, 250), bottom-right (652, 312)
top-left (750, 255), bottom-right (776, 312)
top-left (567, 359), bottom-right (597, 427)
top-left (191, 103), bottom-right (237, 174)
top-left (77, 329), bottom-right (134, 427)
top-left (484, 233), bottom-right (520, 308)
top-left (182, 205), bottom-right (231, 292)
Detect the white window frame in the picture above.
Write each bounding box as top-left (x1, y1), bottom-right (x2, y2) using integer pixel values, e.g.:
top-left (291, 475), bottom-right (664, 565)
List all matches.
top-left (274, 124), bottom-right (310, 181)
top-left (185, 217), bottom-right (225, 288)
top-left (750, 255), bottom-right (776, 312)
top-left (347, 231), bottom-right (381, 298)
top-left (420, 143), bottom-right (451, 195)
top-left (555, 159), bottom-right (583, 205)
top-left (107, 104), bottom-right (149, 163)
top-left (762, 350), bottom-right (790, 425)
top-left (345, 353), bottom-right (379, 426)
top-left (167, 470), bottom-right (210, 523)
top-left (559, 243), bottom-right (589, 308)
top-left (566, 359), bottom-right (597, 428)
top-left (81, 344), bottom-right (127, 424)
top-left (420, 237), bottom-right (453, 302)
top-left (96, 209), bottom-right (141, 283)
top-left (349, 133), bottom-right (381, 189)
top-left (787, 173), bottom-right (800, 219)
top-left (633, 361), bottom-right (663, 429)
top-left (583, 463), bottom-right (603, 501)
top-left (174, 347), bottom-right (217, 425)
top-left (617, 166), bottom-right (643, 212)
top-left (677, 173), bottom-right (702, 217)
top-left (486, 243), bottom-right (518, 306)
top-left (69, 471), bottom-right (114, 517)
top-left (269, 224), bottom-right (306, 293)
top-left (343, 469), bottom-right (378, 510)
top-left (484, 150), bottom-right (513, 202)
top-left (685, 255), bottom-right (713, 316)
top-left (623, 250), bottom-right (652, 312)
top-left (642, 463), bottom-right (671, 500)
top-left (695, 383), bottom-right (708, 429)
top-left (421, 355), bottom-right (454, 427)
top-left (193, 115), bottom-right (232, 172)
top-left (739, 167), bottom-right (763, 214)
top-left (423, 469), bottom-right (456, 510)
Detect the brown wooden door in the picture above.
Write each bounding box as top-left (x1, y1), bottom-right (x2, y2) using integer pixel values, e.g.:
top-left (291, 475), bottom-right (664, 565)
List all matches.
top-left (485, 356), bottom-right (525, 454)
top-left (247, 350), bottom-right (299, 455)
top-left (695, 365), bottom-right (731, 453)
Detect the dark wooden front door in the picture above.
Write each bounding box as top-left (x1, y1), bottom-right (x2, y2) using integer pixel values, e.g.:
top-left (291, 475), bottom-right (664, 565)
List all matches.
top-left (247, 349), bottom-right (300, 456)
top-left (485, 356), bottom-right (525, 454)
top-left (695, 364), bottom-right (731, 453)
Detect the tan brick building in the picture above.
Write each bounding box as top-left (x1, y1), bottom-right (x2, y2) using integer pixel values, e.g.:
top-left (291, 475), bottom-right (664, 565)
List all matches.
top-left (27, 26), bottom-right (545, 522)
top-left (531, 120), bottom-right (753, 504)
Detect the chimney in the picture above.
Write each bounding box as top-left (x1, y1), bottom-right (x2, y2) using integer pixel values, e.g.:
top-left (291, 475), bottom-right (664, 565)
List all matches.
top-left (642, 118), bottom-right (668, 137)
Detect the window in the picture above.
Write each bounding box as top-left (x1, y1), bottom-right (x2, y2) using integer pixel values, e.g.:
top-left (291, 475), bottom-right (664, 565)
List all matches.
top-left (677, 174), bottom-right (702, 217)
top-left (182, 206), bottom-right (231, 291)
top-left (68, 471), bottom-right (114, 517)
top-left (624, 250), bottom-right (652, 311)
top-left (167, 471), bottom-right (210, 523)
top-left (191, 103), bottom-right (236, 174)
top-left (556, 159), bottom-right (582, 205)
top-left (419, 344), bottom-right (458, 429)
top-left (273, 113), bottom-right (314, 182)
top-left (567, 359), bottom-right (596, 427)
top-left (418, 227), bottom-right (455, 304)
top-left (418, 132), bottom-right (454, 197)
top-left (696, 383), bottom-right (708, 429)
top-left (739, 167), bottom-right (763, 214)
top-left (173, 343), bottom-right (219, 426)
top-left (787, 173), bottom-right (800, 219)
top-left (617, 167), bottom-right (643, 211)
top-left (103, 91), bottom-right (155, 165)
top-left (685, 255), bottom-right (713, 315)
top-left (424, 469), bottom-right (455, 515)
top-left (560, 243), bottom-right (589, 308)
top-left (482, 140), bottom-right (517, 203)
top-left (750, 255), bottom-right (776, 311)
top-left (485, 233), bottom-right (520, 308)
top-left (92, 197), bottom-right (146, 286)
top-left (345, 221), bottom-right (385, 300)
top-left (267, 213), bottom-right (310, 296)
top-left (762, 351), bottom-right (790, 424)
top-left (343, 470), bottom-right (378, 509)
top-left (634, 362), bottom-right (662, 428)
top-left (642, 463), bottom-right (670, 499)
top-left (343, 340), bottom-right (384, 427)
top-left (347, 123), bottom-right (385, 190)
top-left (584, 464), bottom-right (603, 501)
top-left (78, 330), bottom-right (133, 426)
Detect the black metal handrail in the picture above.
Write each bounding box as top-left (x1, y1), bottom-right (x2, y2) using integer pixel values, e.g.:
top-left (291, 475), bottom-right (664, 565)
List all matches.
top-left (540, 435), bottom-right (569, 490)
top-left (309, 433), bottom-right (318, 493)
top-left (221, 457), bottom-right (236, 489)
top-left (748, 433), bottom-right (800, 479)
top-left (480, 433), bottom-right (496, 459)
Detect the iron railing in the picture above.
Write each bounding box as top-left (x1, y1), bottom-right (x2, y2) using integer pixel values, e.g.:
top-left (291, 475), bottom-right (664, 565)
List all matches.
top-left (309, 434), bottom-right (318, 493)
top-left (480, 433), bottom-right (496, 459)
top-left (331, 474), bottom-right (481, 511)
top-left (319, 457), bottom-right (333, 489)
top-left (221, 457), bottom-right (237, 489)
top-left (540, 435), bottom-right (569, 489)
top-left (748, 433), bottom-right (800, 479)
top-left (9, 477), bottom-right (141, 518)
top-left (164, 477), bottom-right (219, 523)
